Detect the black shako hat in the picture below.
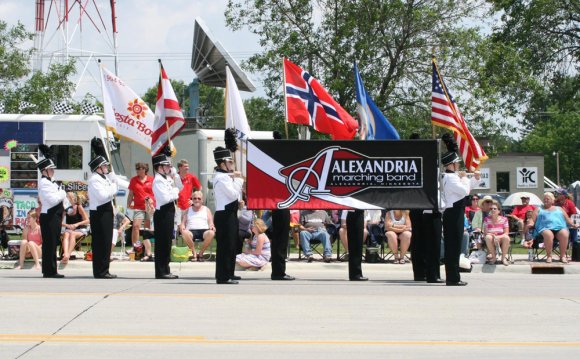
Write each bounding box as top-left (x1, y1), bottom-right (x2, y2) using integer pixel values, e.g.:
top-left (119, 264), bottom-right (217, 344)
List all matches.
top-left (441, 151), bottom-right (460, 166)
top-left (441, 133), bottom-right (460, 166)
top-left (37, 158), bottom-right (56, 171)
top-left (213, 146), bottom-right (232, 164)
top-left (152, 153), bottom-right (171, 167)
top-left (89, 156), bottom-right (109, 172)
top-left (37, 144), bottom-right (57, 171)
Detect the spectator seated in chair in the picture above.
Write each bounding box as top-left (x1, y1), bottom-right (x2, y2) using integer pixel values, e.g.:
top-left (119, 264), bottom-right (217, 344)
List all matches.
top-left (555, 188), bottom-right (578, 244)
top-left (470, 195), bottom-right (494, 250)
top-left (236, 219), bottom-right (271, 270)
top-left (366, 209), bottom-right (384, 248)
top-left (384, 209), bottom-right (412, 264)
top-left (299, 210), bottom-right (333, 263)
top-left (529, 192), bottom-right (579, 264)
top-left (61, 192), bottom-right (89, 264)
top-left (14, 210), bottom-right (42, 270)
top-left (507, 195), bottom-right (536, 240)
top-left (521, 210), bottom-right (535, 249)
top-left (338, 210), bottom-right (370, 259)
top-left (180, 191), bottom-right (215, 262)
top-left (237, 198), bottom-right (253, 254)
top-left (482, 201), bottom-right (511, 266)
top-left (464, 194), bottom-right (480, 225)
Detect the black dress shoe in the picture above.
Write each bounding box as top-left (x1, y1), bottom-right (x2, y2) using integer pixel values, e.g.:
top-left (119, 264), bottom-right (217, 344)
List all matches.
top-left (96, 273), bottom-right (117, 279)
top-left (217, 279), bottom-right (239, 284)
top-left (446, 281), bottom-right (468, 286)
top-left (231, 275), bottom-right (242, 280)
top-left (271, 275), bottom-right (295, 281)
top-left (427, 278), bottom-right (445, 284)
top-left (43, 273), bottom-right (65, 278)
top-left (414, 277), bottom-right (427, 282)
top-left (349, 275), bottom-right (369, 281)
top-left (156, 274), bottom-right (179, 279)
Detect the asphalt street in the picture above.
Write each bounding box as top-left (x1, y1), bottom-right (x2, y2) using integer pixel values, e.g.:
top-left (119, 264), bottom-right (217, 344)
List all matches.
top-left (1, 259), bottom-right (580, 358)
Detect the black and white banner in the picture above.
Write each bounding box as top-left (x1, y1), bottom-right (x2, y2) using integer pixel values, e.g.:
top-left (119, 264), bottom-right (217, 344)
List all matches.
top-left (247, 140), bottom-right (439, 210)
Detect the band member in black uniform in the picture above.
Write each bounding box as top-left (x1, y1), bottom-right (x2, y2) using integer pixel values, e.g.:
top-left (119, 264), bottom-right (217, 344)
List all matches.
top-left (152, 150), bottom-right (179, 279)
top-left (270, 209), bottom-right (295, 281)
top-left (409, 134), bottom-right (443, 284)
top-left (270, 131), bottom-right (295, 281)
top-left (347, 210), bottom-right (368, 281)
top-left (37, 145), bottom-right (66, 278)
top-left (441, 134), bottom-right (470, 286)
top-left (88, 146), bottom-right (119, 279)
top-left (213, 147), bottom-right (244, 284)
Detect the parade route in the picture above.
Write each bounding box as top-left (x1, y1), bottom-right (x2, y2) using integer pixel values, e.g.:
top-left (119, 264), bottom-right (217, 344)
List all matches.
top-left (1, 260), bottom-right (580, 358)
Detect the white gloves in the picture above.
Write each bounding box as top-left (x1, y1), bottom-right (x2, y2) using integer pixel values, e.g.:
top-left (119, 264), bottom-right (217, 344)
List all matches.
top-left (171, 187), bottom-right (179, 200)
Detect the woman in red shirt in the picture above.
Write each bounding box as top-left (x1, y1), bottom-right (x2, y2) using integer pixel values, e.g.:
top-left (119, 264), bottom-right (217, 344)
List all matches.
top-left (127, 163), bottom-right (155, 260)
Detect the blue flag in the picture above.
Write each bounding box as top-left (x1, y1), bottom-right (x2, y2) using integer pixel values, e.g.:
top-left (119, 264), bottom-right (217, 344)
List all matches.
top-left (354, 63), bottom-right (400, 140)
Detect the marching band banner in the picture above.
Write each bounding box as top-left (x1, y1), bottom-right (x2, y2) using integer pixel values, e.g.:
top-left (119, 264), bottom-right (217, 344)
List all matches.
top-left (247, 140), bottom-right (439, 210)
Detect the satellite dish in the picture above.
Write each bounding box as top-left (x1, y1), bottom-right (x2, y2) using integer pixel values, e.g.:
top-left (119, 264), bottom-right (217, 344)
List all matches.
top-left (191, 18), bottom-right (256, 92)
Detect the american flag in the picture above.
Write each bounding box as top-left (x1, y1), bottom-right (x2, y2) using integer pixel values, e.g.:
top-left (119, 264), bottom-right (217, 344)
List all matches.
top-left (150, 62), bottom-right (185, 156)
top-left (283, 58), bottom-right (358, 140)
top-left (431, 59), bottom-right (487, 171)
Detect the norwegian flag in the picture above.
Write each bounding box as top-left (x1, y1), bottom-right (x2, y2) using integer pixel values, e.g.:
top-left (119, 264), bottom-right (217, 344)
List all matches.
top-left (431, 58), bottom-right (487, 171)
top-left (151, 62), bottom-right (185, 156)
top-left (283, 58), bottom-right (358, 140)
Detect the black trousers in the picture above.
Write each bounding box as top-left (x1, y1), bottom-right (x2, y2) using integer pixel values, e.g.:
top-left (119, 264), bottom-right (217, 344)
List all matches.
top-left (154, 203), bottom-right (175, 278)
top-left (411, 210), bottom-right (442, 281)
top-left (90, 202), bottom-right (113, 278)
top-left (271, 209), bottom-right (290, 278)
top-left (347, 210), bottom-right (364, 279)
top-left (443, 204), bottom-right (464, 283)
top-left (40, 203), bottom-right (63, 276)
top-left (214, 201), bottom-right (238, 282)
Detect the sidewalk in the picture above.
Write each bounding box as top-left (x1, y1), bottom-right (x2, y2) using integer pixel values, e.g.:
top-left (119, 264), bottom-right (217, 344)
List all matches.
top-left (2, 253), bottom-right (580, 274)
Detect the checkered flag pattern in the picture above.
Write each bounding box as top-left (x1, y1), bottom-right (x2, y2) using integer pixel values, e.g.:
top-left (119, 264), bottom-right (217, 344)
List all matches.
top-left (0, 102), bottom-right (5, 113)
top-left (19, 101), bottom-right (35, 111)
top-left (81, 102), bottom-right (101, 115)
top-left (52, 101), bottom-right (74, 114)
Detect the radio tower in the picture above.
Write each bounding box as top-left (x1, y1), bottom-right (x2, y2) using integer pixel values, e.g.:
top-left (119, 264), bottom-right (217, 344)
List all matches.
top-left (33, 0), bottom-right (119, 89)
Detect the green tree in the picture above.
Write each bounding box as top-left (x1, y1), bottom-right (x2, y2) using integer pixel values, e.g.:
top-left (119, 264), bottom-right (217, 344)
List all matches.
top-left (0, 20), bottom-right (77, 114)
top-left (225, 0), bottom-right (505, 138)
top-left (520, 108), bottom-right (580, 186)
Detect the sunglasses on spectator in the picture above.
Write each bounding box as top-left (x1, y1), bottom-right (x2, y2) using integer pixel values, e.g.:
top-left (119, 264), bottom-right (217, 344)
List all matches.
top-left (490, 207), bottom-right (499, 210)
top-left (472, 198), bottom-right (479, 201)
top-left (136, 167), bottom-right (145, 170)
top-left (192, 197), bottom-right (202, 200)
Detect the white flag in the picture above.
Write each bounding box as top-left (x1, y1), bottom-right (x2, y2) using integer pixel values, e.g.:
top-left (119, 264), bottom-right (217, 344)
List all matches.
top-left (225, 66), bottom-right (251, 175)
top-left (100, 65), bottom-right (155, 151)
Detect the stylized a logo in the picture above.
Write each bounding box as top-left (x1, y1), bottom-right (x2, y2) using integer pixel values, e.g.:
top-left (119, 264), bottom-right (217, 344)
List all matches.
top-left (278, 147), bottom-right (339, 208)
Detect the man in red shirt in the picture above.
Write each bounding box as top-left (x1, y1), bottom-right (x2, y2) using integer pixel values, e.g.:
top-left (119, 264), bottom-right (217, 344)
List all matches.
top-left (507, 196), bottom-right (536, 237)
top-left (176, 159), bottom-right (202, 211)
top-left (555, 188), bottom-right (578, 243)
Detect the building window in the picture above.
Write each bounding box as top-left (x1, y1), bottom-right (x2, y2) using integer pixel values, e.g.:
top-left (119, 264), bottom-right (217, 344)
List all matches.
top-left (496, 172), bottom-right (510, 193)
top-left (50, 145), bottom-right (83, 170)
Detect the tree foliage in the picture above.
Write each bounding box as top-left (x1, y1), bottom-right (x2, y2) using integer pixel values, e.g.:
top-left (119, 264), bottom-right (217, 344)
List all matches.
top-left (225, 0), bottom-right (509, 139)
top-left (0, 20), bottom-right (76, 114)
